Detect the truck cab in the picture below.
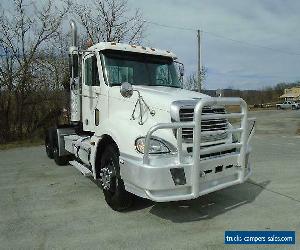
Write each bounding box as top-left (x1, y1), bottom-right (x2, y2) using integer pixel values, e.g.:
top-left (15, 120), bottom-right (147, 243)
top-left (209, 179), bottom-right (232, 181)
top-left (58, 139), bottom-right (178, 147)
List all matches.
top-left (45, 21), bottom-right (255, 211)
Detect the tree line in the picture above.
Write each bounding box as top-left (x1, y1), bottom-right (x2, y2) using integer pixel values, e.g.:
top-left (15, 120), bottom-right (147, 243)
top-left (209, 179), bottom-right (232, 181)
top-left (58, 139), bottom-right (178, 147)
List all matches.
top-left (185, 72), bottom-right (299, 106)
top-left (211, 82), bottom-right (299, 106)
top-left (222, 81), bottom-right (300, 106)
top-left (0, 0), bottom-right (298, 144)
top-left (0, 0), bottom-right (145, 144)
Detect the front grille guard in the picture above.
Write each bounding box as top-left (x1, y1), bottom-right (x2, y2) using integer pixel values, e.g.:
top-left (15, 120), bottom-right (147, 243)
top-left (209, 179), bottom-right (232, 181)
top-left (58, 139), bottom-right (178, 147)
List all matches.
top-left (143, 97), bottom-right (250, 198)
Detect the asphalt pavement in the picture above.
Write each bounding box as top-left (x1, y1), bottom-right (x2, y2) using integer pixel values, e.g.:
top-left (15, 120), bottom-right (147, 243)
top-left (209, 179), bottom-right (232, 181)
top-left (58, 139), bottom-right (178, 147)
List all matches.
top-left (0, 109), bottom-right (299, 250)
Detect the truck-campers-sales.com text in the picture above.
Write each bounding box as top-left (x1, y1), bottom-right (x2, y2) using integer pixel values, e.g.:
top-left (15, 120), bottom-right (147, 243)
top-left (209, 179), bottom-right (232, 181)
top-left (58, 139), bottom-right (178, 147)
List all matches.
top-left (225, 235), bottom-right (294, 243)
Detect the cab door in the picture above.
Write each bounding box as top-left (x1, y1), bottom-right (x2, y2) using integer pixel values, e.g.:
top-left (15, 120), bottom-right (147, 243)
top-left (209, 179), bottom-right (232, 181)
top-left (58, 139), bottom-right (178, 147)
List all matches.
top-left (82, 54), bottom-right (101, 131)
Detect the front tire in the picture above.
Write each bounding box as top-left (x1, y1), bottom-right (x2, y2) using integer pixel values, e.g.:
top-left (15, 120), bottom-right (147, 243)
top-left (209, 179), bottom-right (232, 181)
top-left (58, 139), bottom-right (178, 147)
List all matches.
top-left (99, 145), bottom-right (133, 211)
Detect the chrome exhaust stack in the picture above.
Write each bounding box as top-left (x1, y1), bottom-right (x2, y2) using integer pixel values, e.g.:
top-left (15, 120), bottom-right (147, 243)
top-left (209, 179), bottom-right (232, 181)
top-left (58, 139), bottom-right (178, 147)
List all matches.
top-left (69, 20), bottom-right (81, 123)
top-left (70, 20), bottom-right (78, 47)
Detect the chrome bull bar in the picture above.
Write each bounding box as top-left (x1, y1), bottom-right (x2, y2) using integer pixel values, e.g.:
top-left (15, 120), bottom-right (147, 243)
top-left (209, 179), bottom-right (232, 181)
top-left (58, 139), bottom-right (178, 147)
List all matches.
top-left (143, 97), bottom-right (249, 199)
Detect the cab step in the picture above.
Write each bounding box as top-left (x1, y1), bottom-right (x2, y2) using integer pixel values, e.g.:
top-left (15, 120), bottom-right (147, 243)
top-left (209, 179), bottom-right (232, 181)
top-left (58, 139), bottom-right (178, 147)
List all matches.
top-left (69, 160), bottom-right (92, 176)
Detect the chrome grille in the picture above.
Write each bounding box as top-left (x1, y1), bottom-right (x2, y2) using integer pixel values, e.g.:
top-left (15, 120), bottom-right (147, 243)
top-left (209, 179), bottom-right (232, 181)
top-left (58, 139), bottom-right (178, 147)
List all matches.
top-left (179, 106), bottom-right (228, 142)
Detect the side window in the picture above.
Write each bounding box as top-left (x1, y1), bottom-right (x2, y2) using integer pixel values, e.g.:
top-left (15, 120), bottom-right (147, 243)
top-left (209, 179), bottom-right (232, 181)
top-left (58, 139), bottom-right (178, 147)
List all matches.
top-left (85, 57), bottom-right (92, 86)
top-left (85, 56), bottom-right (100, 86)
top-left (92, 56), bottom-right (100, 86)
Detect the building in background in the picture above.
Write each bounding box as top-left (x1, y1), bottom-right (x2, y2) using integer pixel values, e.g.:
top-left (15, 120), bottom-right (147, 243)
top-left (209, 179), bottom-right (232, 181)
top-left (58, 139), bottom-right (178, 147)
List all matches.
top-left (280, 87), bottom-right (300, 101)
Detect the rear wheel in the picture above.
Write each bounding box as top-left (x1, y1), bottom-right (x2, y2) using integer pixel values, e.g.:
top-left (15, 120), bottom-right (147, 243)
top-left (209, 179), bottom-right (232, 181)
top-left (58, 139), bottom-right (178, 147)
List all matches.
top-left (53, 144), bottom-right (69, 166)
top-left (45, 128), bottom-right (55, 159)
top-left (51, 130), bottom-right (70, 166)
top-left (45, 136), bottom-right (53, 159)
top-left (99, 144), bottom-right (133, 211)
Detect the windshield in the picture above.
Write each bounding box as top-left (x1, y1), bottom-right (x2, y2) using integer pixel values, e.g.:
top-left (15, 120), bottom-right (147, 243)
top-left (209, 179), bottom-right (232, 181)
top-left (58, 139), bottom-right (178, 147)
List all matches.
top-left (101, 50), bottom-right (181, 88)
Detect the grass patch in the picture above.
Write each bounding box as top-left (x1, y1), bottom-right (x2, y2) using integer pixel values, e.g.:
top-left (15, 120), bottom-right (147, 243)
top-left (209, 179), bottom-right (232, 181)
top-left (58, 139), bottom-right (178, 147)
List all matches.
top-left (0, 139), bottom-right (43, 150)
top-left (226, 105), bottom-right (241, 113)
top-left (249, 107), bottom-right (276, 111)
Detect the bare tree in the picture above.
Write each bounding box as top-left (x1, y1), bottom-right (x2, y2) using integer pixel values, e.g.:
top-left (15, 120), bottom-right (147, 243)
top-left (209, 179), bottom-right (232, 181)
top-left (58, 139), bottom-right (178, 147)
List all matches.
top-left (184, 69), bottom-right (207, 91)
top-left (74, 0), bottom-right (145, 45)
top-left (0, 0), bottom-right (70, 142)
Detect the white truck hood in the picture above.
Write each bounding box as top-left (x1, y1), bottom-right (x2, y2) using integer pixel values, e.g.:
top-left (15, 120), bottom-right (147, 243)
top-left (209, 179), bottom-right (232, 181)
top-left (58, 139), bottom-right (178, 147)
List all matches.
top-left (126, 86), bottom-right (210, 112)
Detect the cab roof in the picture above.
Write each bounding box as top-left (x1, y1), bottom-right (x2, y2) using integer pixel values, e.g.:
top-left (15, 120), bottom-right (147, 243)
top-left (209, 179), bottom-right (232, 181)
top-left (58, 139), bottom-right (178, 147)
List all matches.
top-left (88, 42), bottom-right (177, 59)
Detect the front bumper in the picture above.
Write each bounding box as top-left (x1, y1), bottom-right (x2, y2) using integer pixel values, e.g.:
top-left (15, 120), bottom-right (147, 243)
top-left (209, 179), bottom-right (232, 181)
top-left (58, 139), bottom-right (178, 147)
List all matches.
top-left (120, 147), bottom-right (252, 202)
top-left (120, 97), bottom-right (255, 202)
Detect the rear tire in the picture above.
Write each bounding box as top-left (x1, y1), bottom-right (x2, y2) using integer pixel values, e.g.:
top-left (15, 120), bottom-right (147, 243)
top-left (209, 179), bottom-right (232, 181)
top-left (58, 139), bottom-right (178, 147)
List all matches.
top-left (53, 144), bottom-right (69, 166)
top-left (52, 131), bottom-right (70, 166)
top-left (45, 128), bottom-right (55, 159)
top-left (99, 144), bottom-right (133, 211)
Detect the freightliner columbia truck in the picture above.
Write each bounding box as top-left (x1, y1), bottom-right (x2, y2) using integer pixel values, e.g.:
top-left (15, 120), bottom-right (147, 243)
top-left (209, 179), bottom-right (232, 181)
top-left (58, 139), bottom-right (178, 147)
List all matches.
top-left (45, 21), bottom-right (256, 211)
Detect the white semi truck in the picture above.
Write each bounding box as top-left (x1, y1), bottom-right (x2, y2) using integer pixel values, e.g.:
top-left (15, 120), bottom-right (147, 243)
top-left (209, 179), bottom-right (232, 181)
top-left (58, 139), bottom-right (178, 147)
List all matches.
top-left (45, 21), bottom-right (255, 211)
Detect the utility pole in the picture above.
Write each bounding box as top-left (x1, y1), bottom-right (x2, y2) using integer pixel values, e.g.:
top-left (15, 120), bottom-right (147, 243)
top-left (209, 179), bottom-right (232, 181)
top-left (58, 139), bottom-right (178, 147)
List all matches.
top-left (197, 29), bottom-right (202, 92)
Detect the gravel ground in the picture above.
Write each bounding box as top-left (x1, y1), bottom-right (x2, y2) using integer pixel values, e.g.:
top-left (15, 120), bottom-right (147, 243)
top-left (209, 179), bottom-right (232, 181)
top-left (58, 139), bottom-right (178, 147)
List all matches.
top-left (0, 110), bottom-right (299, 250)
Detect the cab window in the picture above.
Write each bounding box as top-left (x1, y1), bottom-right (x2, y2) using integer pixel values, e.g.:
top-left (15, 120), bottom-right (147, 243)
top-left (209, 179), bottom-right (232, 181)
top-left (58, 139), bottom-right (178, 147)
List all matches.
top-left (85, 55), bottom-right (100, 86)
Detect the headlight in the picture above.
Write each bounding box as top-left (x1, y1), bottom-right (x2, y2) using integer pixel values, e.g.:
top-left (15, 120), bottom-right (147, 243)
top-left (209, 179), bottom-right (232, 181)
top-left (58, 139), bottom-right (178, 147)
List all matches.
top-left (135, 137), bottom-right (171, 154)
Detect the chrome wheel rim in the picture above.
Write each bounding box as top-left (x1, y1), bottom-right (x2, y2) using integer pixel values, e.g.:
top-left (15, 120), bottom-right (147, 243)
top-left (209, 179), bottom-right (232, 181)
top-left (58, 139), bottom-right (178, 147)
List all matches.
top-left (100, 159), bottom-right (116, 192)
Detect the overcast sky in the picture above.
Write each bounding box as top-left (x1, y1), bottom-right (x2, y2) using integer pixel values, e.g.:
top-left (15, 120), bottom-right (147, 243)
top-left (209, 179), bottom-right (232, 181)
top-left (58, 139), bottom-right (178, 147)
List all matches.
top-left (128, 0), bottom-right (300, 90)
top-left (1, 0), bottom-right (299, 90)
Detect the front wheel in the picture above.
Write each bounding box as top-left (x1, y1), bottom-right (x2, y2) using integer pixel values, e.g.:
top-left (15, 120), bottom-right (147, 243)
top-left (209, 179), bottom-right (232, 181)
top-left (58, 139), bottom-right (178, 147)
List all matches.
top-left (99, 145), bottom-right (133, 211)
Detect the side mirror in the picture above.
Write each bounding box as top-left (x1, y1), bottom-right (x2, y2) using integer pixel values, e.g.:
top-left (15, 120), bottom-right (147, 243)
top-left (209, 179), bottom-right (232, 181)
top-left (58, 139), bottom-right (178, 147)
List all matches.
top-left (120, 82), bottom-right (133, 98)
top-left (174, 61), bottom-right (184, 77)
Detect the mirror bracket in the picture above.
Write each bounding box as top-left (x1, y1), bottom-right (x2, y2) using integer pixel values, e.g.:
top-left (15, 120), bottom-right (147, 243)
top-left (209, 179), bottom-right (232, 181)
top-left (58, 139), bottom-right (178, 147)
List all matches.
top-left (120, 82), bottom-right (155, 125)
